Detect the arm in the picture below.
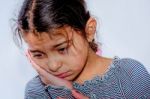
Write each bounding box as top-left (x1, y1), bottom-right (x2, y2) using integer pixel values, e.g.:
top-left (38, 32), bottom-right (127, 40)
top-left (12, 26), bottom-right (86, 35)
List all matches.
top-left (119, 58), bottom-right (150, 98)
top-left (25, 76), bottom-right (51, 99)
top-left (25, 51), bottom-right (82, 99)
top-left (24, 76), bottom-right (75, 99)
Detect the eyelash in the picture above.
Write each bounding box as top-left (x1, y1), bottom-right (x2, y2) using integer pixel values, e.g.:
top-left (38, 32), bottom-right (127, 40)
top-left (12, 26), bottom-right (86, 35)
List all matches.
top-left (58, 47), bottom-right (67, 54)
top-left (32, 46), bottom-right (68, 58)
top-left (33, 54), bottom-right (44, 58)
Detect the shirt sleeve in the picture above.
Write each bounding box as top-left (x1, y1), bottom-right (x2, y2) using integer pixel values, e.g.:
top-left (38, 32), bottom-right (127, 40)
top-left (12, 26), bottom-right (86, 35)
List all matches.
top-left (24, 76), bottom-right (50, 99)
top-left (119, 58), bottom-right (150, 98)
top-left (24, 76), bottom-right (75, 99)
top-left (45, 85), bottom-right (74, 99)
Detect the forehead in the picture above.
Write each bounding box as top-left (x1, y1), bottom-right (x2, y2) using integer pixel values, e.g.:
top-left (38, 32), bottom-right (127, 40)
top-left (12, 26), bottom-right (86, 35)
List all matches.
top-left (23, 28), bottom-right (68, 49)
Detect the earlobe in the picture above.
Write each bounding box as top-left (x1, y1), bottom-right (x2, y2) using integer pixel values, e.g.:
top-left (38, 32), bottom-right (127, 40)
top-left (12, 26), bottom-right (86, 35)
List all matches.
top-left (85, 17), bottom-right (97, 42)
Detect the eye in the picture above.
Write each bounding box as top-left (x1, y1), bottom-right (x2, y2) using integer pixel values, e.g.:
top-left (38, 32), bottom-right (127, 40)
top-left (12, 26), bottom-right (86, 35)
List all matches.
top-left (33, 53), bottom-right (45, 59)
top-left (58, 47), bottom-right (67, 54)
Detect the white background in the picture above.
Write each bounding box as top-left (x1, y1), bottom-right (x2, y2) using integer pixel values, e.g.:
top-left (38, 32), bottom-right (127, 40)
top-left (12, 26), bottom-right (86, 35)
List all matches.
top-left (0, 0), bottom-right (150, 99)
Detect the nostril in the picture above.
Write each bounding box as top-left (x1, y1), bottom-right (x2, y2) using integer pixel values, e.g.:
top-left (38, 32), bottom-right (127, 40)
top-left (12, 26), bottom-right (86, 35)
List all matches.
top-left (47, 61), bottom-right (62, 72)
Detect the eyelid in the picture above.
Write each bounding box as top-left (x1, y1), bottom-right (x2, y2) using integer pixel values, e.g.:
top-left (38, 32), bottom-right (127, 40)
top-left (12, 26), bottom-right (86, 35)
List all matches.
top-left (31, 52), bottom-right (43, 55)
top-left (30, 51), bottom-right (46, 57)
top-left (32, 52), bottom-right (43, 55)
top-left (54, 40), bottom-right (67, 48)
top-left (29, 50), bottom-right (45, 54)
top-left (55, 42), bottom-right (68, 49)
top-left (54, 39), bottom-right (72, 48)
top-left (32, 53), bottom-right (46, 59)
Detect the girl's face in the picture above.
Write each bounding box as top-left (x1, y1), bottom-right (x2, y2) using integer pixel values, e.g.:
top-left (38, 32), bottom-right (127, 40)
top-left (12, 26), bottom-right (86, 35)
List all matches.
top-left (24, 26), bottom-right (90, 81)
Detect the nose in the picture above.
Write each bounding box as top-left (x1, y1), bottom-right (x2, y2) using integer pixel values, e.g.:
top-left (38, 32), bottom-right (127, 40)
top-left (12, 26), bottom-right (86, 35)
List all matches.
top-left (47, 57), bottom-right (62, 72)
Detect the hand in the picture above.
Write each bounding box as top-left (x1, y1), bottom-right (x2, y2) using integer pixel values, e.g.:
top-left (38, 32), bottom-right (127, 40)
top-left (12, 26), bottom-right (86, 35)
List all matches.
top-left (57, 90), bottom-right (89, 99)
top-left (26, 50), bottom-right (73, 89)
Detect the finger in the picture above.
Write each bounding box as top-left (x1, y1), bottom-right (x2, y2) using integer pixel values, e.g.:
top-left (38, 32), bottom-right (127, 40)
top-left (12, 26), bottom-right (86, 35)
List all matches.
top-left (25, 50), bottom-right (54, 78)
top-left (25, 50), bottom-right (49, 75)
top-left (26, 50), bottom-right (60, 84)
top-left (26, 50), bottom-right (52, 76)
top-left (72, 90), bottom-right (88, 99)
top-left (25, 50), bottom-right (31, 63)
top-left (26, 50), bottom-right (54, 75)
top-left (57, 97), bottom-right (64, 99)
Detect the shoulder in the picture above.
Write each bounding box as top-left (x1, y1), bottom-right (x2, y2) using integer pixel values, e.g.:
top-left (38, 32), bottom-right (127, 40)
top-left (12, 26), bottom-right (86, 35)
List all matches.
top-left (113, 58), bottom-right (150, 85)
top-left (112, 57), bottom-right (150, 95)
top-left (114, 57), bottom-right (149, 75)
top-left (25, 76), bottom-right (49, 99)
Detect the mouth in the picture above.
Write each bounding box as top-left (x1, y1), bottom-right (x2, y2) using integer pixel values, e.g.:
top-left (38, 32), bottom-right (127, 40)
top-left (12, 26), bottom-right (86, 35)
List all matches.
top-left (55, 72), bottom-right (71, 78)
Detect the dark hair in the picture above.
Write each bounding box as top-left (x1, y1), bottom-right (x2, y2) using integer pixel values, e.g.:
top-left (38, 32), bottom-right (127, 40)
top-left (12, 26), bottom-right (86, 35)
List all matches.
top-left (14, 0), bottom-right (98, 52)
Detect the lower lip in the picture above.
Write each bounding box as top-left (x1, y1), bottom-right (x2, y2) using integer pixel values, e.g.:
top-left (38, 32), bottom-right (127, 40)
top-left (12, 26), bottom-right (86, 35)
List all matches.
top-left (57, 72), bottom-right (71, 78)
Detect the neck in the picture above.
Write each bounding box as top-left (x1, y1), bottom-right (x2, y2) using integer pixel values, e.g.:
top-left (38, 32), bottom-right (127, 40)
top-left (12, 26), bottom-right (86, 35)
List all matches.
top-left (74, 48), bottom-right (101, 84)
top-left (74, 48), bottom-right (112, 84)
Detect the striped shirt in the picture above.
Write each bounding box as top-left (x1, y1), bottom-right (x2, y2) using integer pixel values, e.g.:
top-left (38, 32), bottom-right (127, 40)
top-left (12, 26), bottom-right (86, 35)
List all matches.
top-left (25, 57), bottom-right (150, 99)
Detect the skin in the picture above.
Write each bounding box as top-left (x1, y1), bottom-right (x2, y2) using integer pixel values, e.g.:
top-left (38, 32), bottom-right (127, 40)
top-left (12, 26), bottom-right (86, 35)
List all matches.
top-left (24, 18), bottom-right (112, 98)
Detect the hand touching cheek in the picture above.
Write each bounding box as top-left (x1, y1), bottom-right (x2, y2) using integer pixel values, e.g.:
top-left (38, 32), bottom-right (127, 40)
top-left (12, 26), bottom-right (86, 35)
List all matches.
top-left (26, 50), bottom-right (73, 89)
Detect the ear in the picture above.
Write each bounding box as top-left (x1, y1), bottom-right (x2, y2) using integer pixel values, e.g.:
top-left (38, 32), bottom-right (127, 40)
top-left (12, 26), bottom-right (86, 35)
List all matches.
top-left (85, 17), bottom-right (97, 42)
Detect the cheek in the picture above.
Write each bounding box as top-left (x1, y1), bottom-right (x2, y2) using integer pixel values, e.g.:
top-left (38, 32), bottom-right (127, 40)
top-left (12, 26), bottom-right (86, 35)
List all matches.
top-left (32, 58), bottom-right (49, 69)
top-left (74, 58), bottom-right (86, 70)
top-left (65, 52), bottom-right (87, 72)
top-left (64, 45), bottom-right (88, 71)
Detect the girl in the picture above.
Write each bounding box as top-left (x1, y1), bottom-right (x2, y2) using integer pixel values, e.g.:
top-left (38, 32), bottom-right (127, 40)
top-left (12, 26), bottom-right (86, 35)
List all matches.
top-left (14, 0), bottom-right (150, 98)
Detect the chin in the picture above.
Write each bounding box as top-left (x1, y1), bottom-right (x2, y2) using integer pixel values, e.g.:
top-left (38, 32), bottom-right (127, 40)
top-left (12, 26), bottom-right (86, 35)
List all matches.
top-left (63, 74), bottom-right (76, 81)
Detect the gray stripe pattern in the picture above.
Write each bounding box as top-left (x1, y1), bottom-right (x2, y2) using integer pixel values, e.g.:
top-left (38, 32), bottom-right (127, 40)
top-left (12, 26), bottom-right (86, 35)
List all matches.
top-left (25, 58), bottom-right (150, 99)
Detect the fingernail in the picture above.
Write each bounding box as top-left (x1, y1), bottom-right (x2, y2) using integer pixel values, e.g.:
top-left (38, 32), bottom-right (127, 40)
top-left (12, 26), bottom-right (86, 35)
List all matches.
top-left (72, 89), bottom-right (79, 93)
top-left (56, 97), bottom-right (59, 99)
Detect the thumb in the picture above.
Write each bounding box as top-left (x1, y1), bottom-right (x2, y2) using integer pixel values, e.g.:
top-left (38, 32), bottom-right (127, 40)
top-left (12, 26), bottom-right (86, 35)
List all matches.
top-left (57, 97), bottom-right (64, 99)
